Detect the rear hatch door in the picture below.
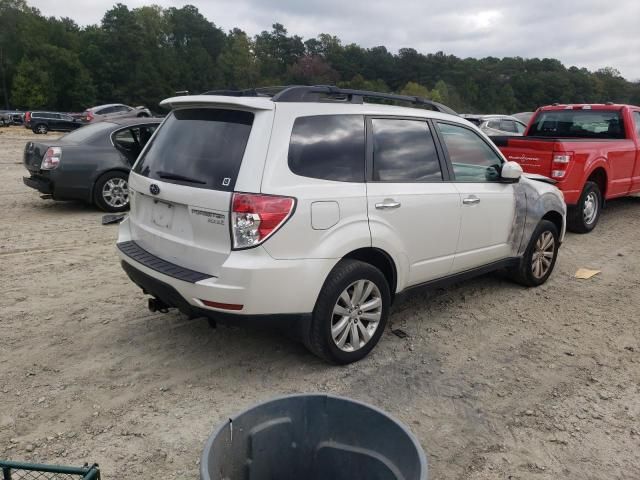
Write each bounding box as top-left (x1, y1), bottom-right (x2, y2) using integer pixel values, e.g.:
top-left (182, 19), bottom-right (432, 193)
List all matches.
top-left (127, 104), bottom-right (273, 277)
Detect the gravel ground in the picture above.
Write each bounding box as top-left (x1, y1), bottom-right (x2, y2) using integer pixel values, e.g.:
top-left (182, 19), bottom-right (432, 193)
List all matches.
top-left (1, 125), bottom-right (639, 479)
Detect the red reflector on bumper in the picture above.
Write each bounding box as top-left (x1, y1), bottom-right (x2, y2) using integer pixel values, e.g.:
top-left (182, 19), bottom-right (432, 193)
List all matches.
top-left (201, 299), bottom-right (243, 311)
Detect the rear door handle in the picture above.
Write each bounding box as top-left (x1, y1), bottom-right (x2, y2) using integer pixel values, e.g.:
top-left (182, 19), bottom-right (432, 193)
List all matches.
top-left (375, 200), bottom-right (401, 210)
top-left (462, 196), bottom-right (480, 205)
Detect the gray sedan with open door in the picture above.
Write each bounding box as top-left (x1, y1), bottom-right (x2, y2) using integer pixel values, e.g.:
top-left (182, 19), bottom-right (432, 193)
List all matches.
top-left (23, 117), bottom-right (161, 212)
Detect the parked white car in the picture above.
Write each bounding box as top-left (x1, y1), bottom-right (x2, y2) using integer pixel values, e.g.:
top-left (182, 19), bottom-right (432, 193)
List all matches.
top-left (83, 103), bottom-right (151, 122)
top-left (117, 86), bottom-right (566, 364)
top-left (462, 114), bottom-right (527, 136)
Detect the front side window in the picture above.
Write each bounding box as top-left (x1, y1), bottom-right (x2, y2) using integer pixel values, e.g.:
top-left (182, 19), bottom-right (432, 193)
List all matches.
top-left (438, 122), bottom-right (503, 182)
top-left (288, 115), bottom-right (365, 182)
top-left (371, 118), bottom-right (442, 182)
top-left (134, 109), bottom-right (253, 191)
top-left (515, 122), bottom-right (526, 134)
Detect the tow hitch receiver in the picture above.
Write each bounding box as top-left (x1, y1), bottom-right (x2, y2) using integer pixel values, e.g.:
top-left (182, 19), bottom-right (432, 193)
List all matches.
top-left (148, 298), bottom-right (169, 313)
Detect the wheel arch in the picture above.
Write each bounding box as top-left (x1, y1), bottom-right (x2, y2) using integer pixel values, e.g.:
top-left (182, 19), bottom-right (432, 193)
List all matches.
top-left (541, 210), bottom-right (564, 238)
top-left (585, 166), bottom-right (608, 199)
top-left (343, 247), bottom-right (398, 300)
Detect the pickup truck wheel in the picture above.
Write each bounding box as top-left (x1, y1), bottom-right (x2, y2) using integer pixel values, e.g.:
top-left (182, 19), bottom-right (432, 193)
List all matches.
top-left (94, 171), bottom-right (130, 213)
top-left (567, 181), bottom-right (601, 233)
top-left (307, 259), bottom-right (390, 364)
top-left (510, 219), bottom-right (559, 287)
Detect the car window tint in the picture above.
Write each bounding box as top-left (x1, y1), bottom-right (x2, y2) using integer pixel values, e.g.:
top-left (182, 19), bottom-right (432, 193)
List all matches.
top-left (134, 109), bottom-right (253, 192)
top-left (438, 122), bottom-right (503, 182)
top-left (371, 118), bottom-right (442, 182)
top-left (500, 120), bottom-right (517, 133)
top-left (487, 120), bottom-right (501, 130)
top-left (288, 115), bottom-right (365, 182)
top-left (528, 110), bottom-right (624, 138)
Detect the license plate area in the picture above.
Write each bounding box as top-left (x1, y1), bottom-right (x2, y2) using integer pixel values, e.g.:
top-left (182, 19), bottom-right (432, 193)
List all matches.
top-left (152, 199), bottom-right (175, 229)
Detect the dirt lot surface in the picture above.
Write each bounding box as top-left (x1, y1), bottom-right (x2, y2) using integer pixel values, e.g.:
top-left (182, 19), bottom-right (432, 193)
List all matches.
top-left (1, 125), bottom-right (639, 479)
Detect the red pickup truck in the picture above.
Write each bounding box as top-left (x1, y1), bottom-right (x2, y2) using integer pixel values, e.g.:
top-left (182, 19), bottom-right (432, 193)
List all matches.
top-left (493, 104), bottom-right (640, 232)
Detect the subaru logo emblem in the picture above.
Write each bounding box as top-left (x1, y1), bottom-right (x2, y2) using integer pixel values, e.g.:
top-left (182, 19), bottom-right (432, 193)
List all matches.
top-left (149, 184), bottom-right (160, 195)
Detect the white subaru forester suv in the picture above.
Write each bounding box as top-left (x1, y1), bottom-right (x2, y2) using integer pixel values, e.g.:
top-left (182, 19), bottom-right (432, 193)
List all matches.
top-left (117, 86), bottom-right (566, 364)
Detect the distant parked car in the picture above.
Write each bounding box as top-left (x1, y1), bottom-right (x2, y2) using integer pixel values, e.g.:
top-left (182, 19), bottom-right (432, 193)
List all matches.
top-left (0, 112), bottom-right (10, 127)
top-left (83, 104), bottom-right (152, 122)
top-left (462, 114), bottom-right (527, 136)
top-left (23, 117), bottom-right (161, 212)
top-left (27, 111), bottom-right (84, 134)
top-left (512, 111), bottom-right (535, 125)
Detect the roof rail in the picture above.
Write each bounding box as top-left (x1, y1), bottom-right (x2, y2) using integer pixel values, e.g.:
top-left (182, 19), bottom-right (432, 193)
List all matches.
top-left (272, 85), bottom-right (457, 115)
top-left (200, 85), bottom-right (457, 115)
top-left (201, 86), bottom-right (291, 97)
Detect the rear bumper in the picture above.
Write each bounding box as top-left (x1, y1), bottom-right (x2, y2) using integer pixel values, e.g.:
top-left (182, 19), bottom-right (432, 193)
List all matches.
top-left (120, 260), bottom-right (311, 336)
top-left (117, 217), bottom-right (337, 316)
top-left (23, 175), bottom-right (52, 195)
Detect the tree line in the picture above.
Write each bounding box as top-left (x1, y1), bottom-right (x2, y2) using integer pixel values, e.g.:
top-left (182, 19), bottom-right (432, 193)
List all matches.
top-left (2, 0), bottom-right (640, 114)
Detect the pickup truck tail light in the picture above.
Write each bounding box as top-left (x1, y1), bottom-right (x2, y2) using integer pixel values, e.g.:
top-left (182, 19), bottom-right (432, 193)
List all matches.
top-left (41, 147), bottom-right (62, 170)
top-left (231, 193), bottom-right (296, 249)
top-left (551, 152), bottom-right (573, 178)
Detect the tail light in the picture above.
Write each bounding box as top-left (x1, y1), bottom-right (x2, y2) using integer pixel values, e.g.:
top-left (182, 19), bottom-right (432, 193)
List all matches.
top-left (551, 152), bottom-right (573, 179)
top-left (86, 111), bottom-right (94, 121)
top-left (41, 147), bottom-right (62, 170)
top-left (231, 193), bottom-right (295, 249)
top-left (25, 112), bottom-right (31, 122)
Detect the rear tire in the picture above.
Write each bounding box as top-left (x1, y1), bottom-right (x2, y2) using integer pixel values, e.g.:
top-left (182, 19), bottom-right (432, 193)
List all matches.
top-left (510, 219), bottom-right (560, 287)
top-left (33, 124), bottom-right (48, 134)
top-left (567, 181), bottom-right (601, 233)
top-left (94, 171), bottom-right (130, 212)
top-left (307, 259), bottom-right (390, 364)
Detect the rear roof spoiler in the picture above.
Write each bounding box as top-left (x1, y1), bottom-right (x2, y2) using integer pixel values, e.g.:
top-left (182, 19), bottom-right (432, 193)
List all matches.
top-left (159, 95), bottom-right (275, 111)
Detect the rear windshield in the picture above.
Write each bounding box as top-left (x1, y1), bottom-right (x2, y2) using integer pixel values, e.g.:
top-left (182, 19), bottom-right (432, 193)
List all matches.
top-left (133, 108), bottom-right (253, 191)
top-left (528, 110), bottom-right (625, 139)
top-left (61, 122), bottom-right (115, 143)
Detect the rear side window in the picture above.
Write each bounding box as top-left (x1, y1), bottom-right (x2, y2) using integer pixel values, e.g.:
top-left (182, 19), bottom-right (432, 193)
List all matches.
top-left (371, 118), bottom-right (442, 182)
top-left (288, 115), bottom-right (365, 182)
top-left (134, 108), bottom-right (253, 191)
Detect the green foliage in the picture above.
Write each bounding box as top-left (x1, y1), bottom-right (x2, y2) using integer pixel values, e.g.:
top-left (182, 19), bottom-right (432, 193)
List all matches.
top-left (2, 0), bottom-right (640, 113)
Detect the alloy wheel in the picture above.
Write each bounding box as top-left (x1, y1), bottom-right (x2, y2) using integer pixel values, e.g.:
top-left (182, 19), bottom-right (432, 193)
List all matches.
top-left (531, 231), bottom-right (555, 279)
top-left (102, 178), bottom-right (129, 208)
top-left (331, 279), bottom-right (382, 352)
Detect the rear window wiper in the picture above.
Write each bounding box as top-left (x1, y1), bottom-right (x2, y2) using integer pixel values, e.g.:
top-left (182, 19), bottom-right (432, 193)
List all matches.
top-left (156, 171), bottom-right (206, 185)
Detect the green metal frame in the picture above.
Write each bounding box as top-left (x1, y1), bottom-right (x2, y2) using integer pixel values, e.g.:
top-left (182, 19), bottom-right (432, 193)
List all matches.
top-left (0, 461), bottom-right (100, 480)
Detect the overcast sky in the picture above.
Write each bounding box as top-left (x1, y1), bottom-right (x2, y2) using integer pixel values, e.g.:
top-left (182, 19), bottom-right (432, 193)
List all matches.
top-left (30, 0), bottom-right (640, 81)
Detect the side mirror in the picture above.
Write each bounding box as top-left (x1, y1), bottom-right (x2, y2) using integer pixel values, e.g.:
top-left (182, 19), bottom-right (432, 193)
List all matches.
top-left (501, 161), bottom-right (523, 183)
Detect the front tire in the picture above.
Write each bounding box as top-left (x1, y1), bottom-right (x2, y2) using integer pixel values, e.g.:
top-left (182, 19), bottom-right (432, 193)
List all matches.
top-left (567, 181), bottom-right (601, 233)
top-left (510, 219), bottom-right (560, 287)
top-left (94, 171), bottom-right (130, 212)
top-left (307, 259), bottom-right (391, 364)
